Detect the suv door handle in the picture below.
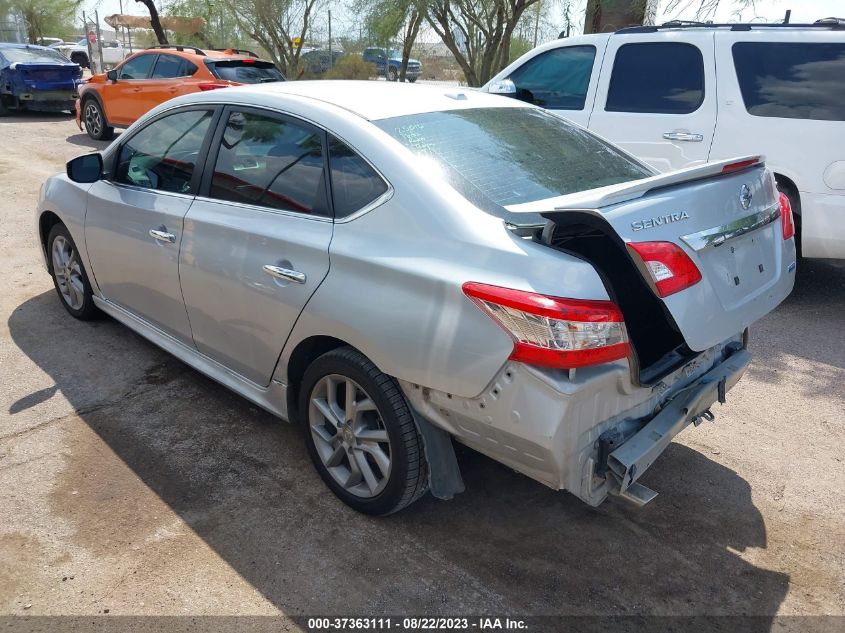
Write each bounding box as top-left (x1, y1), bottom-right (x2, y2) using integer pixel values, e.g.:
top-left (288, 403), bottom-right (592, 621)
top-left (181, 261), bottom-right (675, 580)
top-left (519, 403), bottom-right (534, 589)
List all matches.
top-left (149, 229), bottom-right (176, 243)
top-left (663, 131), bottom-right (704, 142)
top-left (263, 265), bottom-right (306, 284)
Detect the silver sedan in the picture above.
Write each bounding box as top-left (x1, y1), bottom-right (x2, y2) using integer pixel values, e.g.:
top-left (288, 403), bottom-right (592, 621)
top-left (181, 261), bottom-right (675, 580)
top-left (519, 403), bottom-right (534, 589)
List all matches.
top-left (36, 81), bottom-right (795, 514)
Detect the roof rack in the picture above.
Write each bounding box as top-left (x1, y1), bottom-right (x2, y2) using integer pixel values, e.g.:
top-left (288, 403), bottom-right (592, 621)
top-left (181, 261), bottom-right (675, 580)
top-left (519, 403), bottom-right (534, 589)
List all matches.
top-left (211, 48), bottom-right (259, 58)
top-left (616, 18), bottom-right (845, 34)
top-left (145, 44), bottom-right (206, 56)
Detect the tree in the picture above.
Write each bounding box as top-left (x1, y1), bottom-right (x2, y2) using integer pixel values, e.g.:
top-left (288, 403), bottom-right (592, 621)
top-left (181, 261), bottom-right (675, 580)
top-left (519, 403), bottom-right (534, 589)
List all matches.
top-left (135, 0), bottom-right (168, 44)
top-left (224, 0), bottom-right (320, 76)
top-left (426, 0), bottom-right (542, 87)
top-left (4, 0), bottom-right (80, 43)
top-left (166, 0), bottom-right (251, 49)
top-left (362, 0), bottom-right (426, 82)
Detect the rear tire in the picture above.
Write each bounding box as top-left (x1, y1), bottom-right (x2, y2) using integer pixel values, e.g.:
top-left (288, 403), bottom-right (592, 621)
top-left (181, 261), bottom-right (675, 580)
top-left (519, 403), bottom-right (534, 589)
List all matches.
top-left (300, 347), bottom-right (429, 516)
top-left (70, 52), bottom-right (88, 69)
top-left (82, 98), bottom-right (114, 141)
top-left (388, 67), bottom-right (398, 82)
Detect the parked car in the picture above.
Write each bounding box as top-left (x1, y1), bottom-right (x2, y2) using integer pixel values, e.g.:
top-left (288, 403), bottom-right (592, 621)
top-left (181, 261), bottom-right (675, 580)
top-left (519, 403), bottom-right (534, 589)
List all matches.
top-left (301, 49), bottom-right (343, 74)
top-left (482, 19), bottom-right (845, 260)
top-left (37, 37), bottom-right (64, 47)
top-left (0, 43), bottom-right (82, 114)
top-left (55, 38), bottom-right (128, 70)
top-left (77, 45), bottom-right (285, 140)
top-left (37, 81), bottom-right (795, 515)
top-left (362, 47), bottom-right (421, 81)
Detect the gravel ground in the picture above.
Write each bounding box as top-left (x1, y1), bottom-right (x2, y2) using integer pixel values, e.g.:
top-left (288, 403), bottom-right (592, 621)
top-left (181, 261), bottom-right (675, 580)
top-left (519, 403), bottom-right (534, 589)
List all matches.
top-left (0, 112), bottom-right (843, 626)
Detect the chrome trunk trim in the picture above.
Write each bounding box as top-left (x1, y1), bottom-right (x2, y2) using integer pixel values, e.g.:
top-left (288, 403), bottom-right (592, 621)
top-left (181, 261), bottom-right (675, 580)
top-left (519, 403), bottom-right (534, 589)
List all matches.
top-left (680, 203), bottom-right (780, 251)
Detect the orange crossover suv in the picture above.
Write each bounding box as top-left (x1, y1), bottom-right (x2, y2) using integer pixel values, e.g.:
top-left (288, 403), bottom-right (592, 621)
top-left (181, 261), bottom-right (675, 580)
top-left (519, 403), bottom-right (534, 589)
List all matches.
top-left (76, 45), bottom-right (285, 140)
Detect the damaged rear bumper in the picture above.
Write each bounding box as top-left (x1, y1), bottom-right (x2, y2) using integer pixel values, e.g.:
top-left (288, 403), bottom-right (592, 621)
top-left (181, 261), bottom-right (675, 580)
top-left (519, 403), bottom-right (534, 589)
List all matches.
top-left (601, 345), bottom-right (751, 505)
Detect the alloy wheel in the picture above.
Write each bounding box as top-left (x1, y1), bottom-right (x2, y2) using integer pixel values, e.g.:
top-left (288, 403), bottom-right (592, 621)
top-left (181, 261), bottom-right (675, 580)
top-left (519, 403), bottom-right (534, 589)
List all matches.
top-left (51, 235), bottom-right (85, 311)
top-left (308, 374), bottom-right (392, 498)
top-left (84, 102), bottom-right (102, 137)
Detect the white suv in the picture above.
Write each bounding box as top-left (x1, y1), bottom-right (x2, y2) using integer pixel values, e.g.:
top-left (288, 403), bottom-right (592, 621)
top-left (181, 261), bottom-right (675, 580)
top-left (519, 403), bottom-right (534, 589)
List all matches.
top-left (482, 20), bottom-right (845, 259)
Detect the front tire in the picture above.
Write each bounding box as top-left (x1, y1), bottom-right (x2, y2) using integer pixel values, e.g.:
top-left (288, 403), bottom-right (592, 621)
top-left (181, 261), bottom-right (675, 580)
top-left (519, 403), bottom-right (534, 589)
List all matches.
top-left (300, 347), bottom-right (429, 515)
top-left (47, 223), bottom-right (99, 320)
top-left (388, 67), bottom-right (398, 82)
top-left (82, 98), bottom-right (114, 141)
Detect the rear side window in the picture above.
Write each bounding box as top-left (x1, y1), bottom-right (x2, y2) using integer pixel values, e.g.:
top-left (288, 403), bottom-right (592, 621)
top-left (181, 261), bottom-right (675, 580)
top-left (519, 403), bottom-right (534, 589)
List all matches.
top-left (151, 54), bottom-right (197, 78)
top-left (732, 42), bottom-right (845, 121)
top-left (605, 43), bottom-right (704, 114)
top-left (209, 111), bottom-right (329, 216)
top-left (508, 45), bottom-right (596, 110)
top-left (328, 136), bottom-right (388, 218)
top-left (115, 109), bottom-right (214, 193)
top-left (118, 54), bottom-right (156, 80)
top-left (205, 60), bottom-right (285, 84)
top-left (375, 107), bottom-right (650, 216)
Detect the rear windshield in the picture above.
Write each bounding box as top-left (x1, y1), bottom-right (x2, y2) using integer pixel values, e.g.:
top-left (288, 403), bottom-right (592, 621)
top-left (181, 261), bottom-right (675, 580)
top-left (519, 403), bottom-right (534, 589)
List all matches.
top-left (732, 42), bottom-right (845, 121)
top-left (205, 59), bottom-right (285, 84)
top-left (0, 46), bottom-right (69, 64)
top-left (375, 107), bottom-right (650, 220)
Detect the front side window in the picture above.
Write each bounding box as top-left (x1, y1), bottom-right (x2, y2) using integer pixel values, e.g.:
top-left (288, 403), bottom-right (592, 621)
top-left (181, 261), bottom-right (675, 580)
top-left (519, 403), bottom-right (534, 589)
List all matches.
top-left (375, 107), bottom-right (650, 218)
top-left (509, 46), bottom-right (596, 110)
top-left (118, 54), bottom-right (156, 80)
top-left (732, 42), bottom-right (845, 121)
top-left (209, 111), bottom-right (329, 216)
top-left (605, 43), bottom-right (704, 114)
top-left (151, 54), bottom-right (197, 79)
top-left (328, 136), bottom-right (388, 218)
top-left (115, 109), bottom-right (214, 193)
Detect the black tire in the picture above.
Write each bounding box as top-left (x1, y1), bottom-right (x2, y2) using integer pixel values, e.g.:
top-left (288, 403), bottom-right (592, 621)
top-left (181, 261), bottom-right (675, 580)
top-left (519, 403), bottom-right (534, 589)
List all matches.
top-left (81, 97), bottom-right (114, 141)
top-left (70, 52), bottom-right (89, 69)
top-left (299, 347), bottom-right (429, 516)
top-left (408, 77), bottom-right (418, 83)
top-left (0, 95), bottom-right (9, 116)
top-left (388, 67), bottom-right (398, 82)
top-left (47, 223), bottom-right (99, 320)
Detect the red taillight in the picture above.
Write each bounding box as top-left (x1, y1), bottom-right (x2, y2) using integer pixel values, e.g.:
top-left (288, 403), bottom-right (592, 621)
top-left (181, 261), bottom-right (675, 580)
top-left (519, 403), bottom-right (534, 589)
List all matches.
top-left (198, 82), bottom-right (229, 91)
top-left (779, 191), bottom-right (795, 241)
top-left (628, 241), bottom-right (702, 298)
top-left (722, 157), bottom-right (761, 173)
top-left (462, 282), bottom-right (630, 369)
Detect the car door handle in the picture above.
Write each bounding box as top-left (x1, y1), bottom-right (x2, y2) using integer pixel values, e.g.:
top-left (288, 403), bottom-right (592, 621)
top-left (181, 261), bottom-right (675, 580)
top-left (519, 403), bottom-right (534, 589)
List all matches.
top-left (263, 265), bottom-right (306, 284)
top-left (149, 229), bottom-right (176, 243)
top-left (663, 131), bottom-right (704, 142)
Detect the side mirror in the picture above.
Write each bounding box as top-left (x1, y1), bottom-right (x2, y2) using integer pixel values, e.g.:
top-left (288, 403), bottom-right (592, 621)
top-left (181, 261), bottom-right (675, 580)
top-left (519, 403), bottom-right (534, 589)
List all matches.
top-left (106, 69), bottom-right (118, 82)
top-left (67, 153), bottom-right (103, 183)
top-left (486, 79), bottom-right (517, 95)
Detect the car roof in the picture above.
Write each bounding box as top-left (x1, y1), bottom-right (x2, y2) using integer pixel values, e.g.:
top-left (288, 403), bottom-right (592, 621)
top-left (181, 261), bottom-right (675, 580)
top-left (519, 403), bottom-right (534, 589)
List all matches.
top-left (205, 80), bottom-right (532, 121)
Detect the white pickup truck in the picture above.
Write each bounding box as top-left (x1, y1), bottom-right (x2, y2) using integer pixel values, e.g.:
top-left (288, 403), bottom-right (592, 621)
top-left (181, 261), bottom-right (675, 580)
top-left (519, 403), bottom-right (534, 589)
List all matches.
top-left (56, 39), bottom-right (128, 72)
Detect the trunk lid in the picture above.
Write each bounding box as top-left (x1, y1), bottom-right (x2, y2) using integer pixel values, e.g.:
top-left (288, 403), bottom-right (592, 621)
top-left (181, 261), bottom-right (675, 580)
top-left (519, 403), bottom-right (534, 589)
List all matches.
top-left (509, 157), bottom-right (796, 352)
top-left (16, 62), bottom-right (81, 89)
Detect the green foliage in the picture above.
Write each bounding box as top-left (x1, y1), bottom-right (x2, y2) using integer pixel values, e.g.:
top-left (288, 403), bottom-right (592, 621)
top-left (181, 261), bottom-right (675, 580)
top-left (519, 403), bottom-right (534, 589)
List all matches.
top-left (4, 0), bottom-right (81, 43)
top-left (165, 0), bottom-right (253, 49)
top-left (325, 54), bottom-right (373, 80)
top-left (508, 36), bottom-right (533, 63)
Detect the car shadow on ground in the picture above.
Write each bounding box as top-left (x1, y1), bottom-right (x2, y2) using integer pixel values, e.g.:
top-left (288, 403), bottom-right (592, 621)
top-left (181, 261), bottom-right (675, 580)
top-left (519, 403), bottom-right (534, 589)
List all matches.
top-left (745, 258), bottom-right (845, 395)
top-left (8, 287), bottom-right (791, 623)
top-left (65, 132), bottom-right (117, 150)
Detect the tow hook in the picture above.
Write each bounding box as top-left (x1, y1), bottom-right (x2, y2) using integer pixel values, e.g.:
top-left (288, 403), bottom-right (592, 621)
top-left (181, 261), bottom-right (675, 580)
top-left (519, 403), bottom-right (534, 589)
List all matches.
top-left (691, 408), bottom-right (715, 427)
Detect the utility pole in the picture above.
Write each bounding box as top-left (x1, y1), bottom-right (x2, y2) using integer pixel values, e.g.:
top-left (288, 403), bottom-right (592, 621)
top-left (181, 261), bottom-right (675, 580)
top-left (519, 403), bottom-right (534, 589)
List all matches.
top-left (533, 0), bottom-right (541, 48)
top-left (328, 9), bottom-right (333, 68)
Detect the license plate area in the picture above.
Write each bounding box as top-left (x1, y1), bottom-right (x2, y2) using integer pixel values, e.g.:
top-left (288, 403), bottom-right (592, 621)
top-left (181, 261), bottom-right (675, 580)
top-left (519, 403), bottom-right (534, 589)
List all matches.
top-left (699, 226), bottom-right (779, 309)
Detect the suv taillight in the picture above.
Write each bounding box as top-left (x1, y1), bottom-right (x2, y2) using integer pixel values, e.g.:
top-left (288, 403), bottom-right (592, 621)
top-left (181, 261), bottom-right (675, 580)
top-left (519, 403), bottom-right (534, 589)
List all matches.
top-left (779, 192), bottom-right (795, 241)
top-left (627, 241), bottom-right (702, 298)
top-left (462, 282), bottom-right (629, 369)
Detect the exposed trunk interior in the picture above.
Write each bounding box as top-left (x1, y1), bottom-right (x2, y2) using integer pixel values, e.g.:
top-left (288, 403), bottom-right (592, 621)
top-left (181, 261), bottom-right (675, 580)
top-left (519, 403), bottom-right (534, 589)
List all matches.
top-left (538, 214), bottom-right (695, 384)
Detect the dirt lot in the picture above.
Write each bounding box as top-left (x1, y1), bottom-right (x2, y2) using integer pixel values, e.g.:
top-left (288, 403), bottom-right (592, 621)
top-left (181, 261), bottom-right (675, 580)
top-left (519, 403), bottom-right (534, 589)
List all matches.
top-left (1, 113), bottom-right (844, 626)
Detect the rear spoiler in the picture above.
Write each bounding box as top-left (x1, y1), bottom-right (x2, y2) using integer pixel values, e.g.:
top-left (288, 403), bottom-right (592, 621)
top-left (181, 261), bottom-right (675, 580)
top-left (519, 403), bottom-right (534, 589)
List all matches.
top-left (505, 156), bottom-right (764, 215)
